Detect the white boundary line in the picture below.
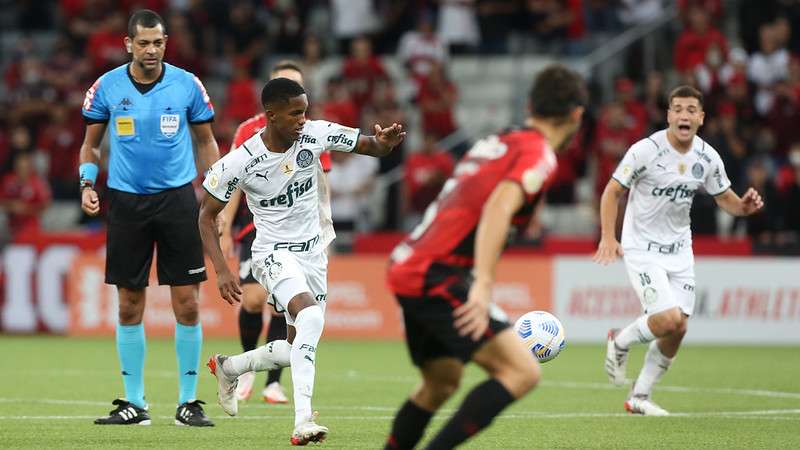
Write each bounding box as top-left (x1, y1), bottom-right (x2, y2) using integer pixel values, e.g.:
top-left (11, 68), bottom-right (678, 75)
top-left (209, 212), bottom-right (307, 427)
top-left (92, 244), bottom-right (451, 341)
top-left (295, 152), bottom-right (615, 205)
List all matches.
top-left (7, 370), bottom-right (800, 401)
top-left (0, 410), bottom-right (799, 421)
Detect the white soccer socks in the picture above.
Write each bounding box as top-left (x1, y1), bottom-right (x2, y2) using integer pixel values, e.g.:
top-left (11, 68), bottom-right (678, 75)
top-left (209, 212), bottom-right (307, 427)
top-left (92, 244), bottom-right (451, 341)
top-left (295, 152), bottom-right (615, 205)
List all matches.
top-left (614, 315), bottom-right (656, 349)
top-left (223, 339), bottom-right (292, 377)
top-left (632, 340), bottom-right (673, 397)
top-left (290, 305), bottom-right (325, 427)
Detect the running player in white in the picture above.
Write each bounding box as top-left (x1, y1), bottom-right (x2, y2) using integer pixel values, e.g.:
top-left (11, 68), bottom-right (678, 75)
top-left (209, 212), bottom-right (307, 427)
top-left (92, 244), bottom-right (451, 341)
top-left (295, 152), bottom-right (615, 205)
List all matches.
top-left (198, 77), bottom-right (404, 445)
top-left (593, 85), bottom-right (764, 416)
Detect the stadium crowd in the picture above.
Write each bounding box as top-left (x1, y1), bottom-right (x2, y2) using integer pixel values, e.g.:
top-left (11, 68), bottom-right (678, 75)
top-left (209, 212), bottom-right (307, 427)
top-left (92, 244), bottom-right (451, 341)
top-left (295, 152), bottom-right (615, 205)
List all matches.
top-left (1, 0), bottom-right (799, 252)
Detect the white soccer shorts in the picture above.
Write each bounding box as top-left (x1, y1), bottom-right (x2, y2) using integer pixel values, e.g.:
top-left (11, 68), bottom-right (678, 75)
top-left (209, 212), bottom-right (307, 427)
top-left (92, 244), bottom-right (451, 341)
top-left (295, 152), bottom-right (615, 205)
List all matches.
top-left (251, 249), bottom-right (328, 325)
top-left (623, 249), bottom-right (696, 316)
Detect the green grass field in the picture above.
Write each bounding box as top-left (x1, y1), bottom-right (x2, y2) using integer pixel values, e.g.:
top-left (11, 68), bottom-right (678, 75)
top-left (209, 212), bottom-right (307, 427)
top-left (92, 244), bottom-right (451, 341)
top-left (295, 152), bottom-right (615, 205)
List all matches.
top-left (0, 336), bottom-right (798, 449)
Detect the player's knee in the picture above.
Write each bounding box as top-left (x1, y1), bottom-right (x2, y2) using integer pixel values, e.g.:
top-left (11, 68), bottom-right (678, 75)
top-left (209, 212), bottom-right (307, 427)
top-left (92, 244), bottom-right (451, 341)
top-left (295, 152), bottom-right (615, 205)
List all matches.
top-left (296, 303), bottom-right (324, 331)
top-left (117, 295), bottom-right (144, 324)
top-left (118, 304), bottom-right (142, 324)
top-left (649, 309), bottom-right (683, 336)
top-left (423, 376), bottom-right (460, 406)
top-left (507, 356), bottom-right (540, 395)
top-left (173, 295), bottom-right (199, 323)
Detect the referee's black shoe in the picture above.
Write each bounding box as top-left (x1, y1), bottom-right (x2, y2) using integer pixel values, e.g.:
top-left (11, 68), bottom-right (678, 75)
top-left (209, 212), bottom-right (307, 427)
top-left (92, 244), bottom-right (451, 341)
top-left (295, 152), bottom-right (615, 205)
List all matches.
top-left (175, 400), bottom-right (214, 427)
top-left (94, 399), bottom-right (151, 425)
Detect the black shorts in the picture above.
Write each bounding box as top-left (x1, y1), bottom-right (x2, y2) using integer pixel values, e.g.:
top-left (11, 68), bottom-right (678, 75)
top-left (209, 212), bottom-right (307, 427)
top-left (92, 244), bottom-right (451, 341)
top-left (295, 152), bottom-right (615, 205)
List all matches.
top-left (396, 264), bottom-right (510, 367)
top-left (238, 226), bottom-right (258, 285)
top-left (105, 183), bottom-right (207, 289)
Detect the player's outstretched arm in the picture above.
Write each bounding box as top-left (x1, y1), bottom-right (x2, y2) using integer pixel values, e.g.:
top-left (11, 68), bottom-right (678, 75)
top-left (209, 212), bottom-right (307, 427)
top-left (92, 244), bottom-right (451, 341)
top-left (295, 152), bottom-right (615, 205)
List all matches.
top-left (593, 178), bottom-right (627, 265)
top-left (198, 192), bottom-right (242, 305)
top-left (714, 187), bottom-right (764, 217)
top-left (456, 180), bottom-right (525, 341)
top-left (78, 122), bottom-right (107, 217)
top-left (353, 123), bottom-right (406, 157)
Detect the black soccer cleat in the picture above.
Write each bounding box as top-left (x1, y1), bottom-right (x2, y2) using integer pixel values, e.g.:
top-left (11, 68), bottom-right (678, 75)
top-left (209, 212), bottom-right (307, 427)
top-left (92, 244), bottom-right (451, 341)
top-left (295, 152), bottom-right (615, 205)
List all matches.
top-left (94, 398), bottom-right (151, 425)
top-left (175, 400), bottom-right (214, 427)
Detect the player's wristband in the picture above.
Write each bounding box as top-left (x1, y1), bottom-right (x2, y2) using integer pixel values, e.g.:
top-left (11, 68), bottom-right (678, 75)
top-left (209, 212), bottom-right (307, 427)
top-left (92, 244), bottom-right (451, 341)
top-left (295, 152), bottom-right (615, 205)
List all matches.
top-left (79, 162), bottom-right (99, 189)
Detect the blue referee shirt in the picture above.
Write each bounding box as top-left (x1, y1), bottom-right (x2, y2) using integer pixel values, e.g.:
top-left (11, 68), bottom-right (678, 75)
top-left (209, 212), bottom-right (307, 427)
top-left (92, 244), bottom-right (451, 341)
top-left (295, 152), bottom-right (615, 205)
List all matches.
top-left (82, 63), bottom-right (215, 194)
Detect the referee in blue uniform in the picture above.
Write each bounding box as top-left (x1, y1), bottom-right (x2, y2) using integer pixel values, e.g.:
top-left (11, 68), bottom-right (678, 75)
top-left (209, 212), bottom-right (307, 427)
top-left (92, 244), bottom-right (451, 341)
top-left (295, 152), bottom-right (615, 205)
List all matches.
top-left (80, 10), bottom-right (219, 426)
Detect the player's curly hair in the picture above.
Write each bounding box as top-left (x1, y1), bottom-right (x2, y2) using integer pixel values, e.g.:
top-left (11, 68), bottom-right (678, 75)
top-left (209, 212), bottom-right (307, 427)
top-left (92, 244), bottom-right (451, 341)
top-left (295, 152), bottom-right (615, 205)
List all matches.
top-left (261, 77), bottom-right (306, 107)
top-left (529, 65), bottom-right (587, 120)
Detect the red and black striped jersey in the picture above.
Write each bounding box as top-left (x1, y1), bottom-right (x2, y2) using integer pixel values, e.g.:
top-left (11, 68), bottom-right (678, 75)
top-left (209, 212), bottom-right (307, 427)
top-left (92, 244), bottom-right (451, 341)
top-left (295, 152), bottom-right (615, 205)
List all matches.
top-left (387, 128), bottom-right (557, 297)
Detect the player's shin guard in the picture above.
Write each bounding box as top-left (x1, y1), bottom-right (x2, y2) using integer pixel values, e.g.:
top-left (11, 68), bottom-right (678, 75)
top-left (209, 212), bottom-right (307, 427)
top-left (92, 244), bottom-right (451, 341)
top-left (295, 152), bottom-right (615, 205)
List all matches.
top-left (175, 322), bottom-right (202, 404)
top-left (615, 315), bottom-right (656, 350)
top-left (290, 305), bottom-right (324, 427)
top-left (224, 340), bottom-right (291, 376)
top-left (424, 379), bottom-right (514, 450)
top-left (116, 323), bottom-right (147, 409)
top-left (384, 400), bottom-right (433, 450)
top-left (632, 340), bottom-right (673, 398)
top-left (239, 308), bottom-right (263, 352)
top-left (266, 314), bottom-right (288, 385)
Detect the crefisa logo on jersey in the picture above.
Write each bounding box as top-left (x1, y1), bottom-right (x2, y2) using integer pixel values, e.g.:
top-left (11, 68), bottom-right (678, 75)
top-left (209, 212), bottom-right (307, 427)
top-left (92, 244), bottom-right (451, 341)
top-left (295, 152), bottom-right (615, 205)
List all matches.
top-left (691, 162), bottom-right (704, 179)
top-left (296, 149), bottom-right (314, 168)
top-left (298, 134), bottom-right (317, 145)
top-left (327, 133), bottom-right (354, 147)
top-left (225, 177), bottom-right (239, 199)
top-left (651, 183), bottom-right (696, 202)
top-left (259, 177), bottom-right (313, 208)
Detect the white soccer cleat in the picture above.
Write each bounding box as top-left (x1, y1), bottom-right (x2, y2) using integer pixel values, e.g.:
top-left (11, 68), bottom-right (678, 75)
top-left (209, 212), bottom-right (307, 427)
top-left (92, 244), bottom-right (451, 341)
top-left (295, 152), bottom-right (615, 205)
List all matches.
top-left (236, 371), bottom-right (256, 401)
top-left (605, 328), bottom-right (629, 386)
top-left (263, 381), bottom-right (289, 404)
top-left (290, 411), bottom-right (329, 446)
top-left (206, 354), bottom-right (238, 416)
top-left (624, 396), bottom-right (670, 416)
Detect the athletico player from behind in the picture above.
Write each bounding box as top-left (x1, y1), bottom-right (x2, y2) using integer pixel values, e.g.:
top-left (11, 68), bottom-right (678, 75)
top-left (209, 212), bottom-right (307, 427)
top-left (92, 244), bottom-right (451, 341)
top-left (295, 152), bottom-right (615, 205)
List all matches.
top-left (218, 60), bottom-right (333, 404)
top-left (384, 65), bottom-right (587, 450)
top-left (595, 86), bottom-right (764, 415)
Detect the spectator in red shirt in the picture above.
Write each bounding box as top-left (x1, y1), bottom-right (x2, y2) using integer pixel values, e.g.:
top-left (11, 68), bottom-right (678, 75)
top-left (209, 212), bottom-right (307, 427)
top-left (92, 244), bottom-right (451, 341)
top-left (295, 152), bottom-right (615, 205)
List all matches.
top-left (678, 0), bottom-right (723, 24)
top-left (418, 62), bottom-right (459, 139)
top-left (35, 105), bottom-right (82, 199)
top-left (673, 5), bottom-right (728, 74)
top-left (593, 101), bottom-right (639, 198)
top-left (548, 122), bottom-right (588, 204)
top-left (321, 76), bottom-right (360, 128)
top-left (164, 12), bottom-right (206, 78)
top-left (342, 36), bottom-right (388, 112)
top-left (767, 59), bottom-right (800, 156)
top-left (403, 132), bottom-right (455, 226)
top-left (222, 58), bottom-right (259, 123)
top-left (86, 11), bottom-right (128, 76)
top-left (0, 151), bottom-right (52, 238)
top-left (615, 77), bottom-right (648, 137)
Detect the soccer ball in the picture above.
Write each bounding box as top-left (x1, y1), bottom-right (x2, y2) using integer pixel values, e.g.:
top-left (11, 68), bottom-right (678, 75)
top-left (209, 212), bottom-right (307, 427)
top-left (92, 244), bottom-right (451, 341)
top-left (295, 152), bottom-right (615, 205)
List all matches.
top-left (513, 311), bottom-right (566, 363)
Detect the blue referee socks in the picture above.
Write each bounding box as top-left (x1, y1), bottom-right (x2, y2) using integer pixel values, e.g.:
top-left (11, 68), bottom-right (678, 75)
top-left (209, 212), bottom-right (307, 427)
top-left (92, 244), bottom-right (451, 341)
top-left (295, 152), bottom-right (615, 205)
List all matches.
top-left (175, 322), bottom-right (202, 405)
top-left (116, 323), bottom-right (147, 409)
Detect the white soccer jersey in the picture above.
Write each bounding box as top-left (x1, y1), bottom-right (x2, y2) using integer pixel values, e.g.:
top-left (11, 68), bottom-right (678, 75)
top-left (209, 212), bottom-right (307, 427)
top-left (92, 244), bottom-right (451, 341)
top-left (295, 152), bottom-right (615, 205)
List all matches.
top-left (612, 129), bottom-right (731, 253)
top-left (204, 119), bottom-right (360, 256)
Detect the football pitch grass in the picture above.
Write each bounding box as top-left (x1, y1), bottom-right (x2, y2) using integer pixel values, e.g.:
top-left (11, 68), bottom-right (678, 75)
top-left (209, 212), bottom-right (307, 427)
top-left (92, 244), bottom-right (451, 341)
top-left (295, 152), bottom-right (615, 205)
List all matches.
top-left (0, 337), bottom-right (798, 449)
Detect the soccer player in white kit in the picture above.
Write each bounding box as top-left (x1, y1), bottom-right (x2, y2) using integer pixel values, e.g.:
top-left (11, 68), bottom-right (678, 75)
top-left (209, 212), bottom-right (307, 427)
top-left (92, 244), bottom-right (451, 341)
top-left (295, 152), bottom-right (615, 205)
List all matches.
top-left (594, 86), bottom-right (764, 416)
top-left (197, 77), bottom-right (405, 444)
